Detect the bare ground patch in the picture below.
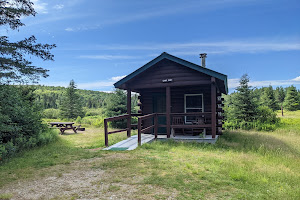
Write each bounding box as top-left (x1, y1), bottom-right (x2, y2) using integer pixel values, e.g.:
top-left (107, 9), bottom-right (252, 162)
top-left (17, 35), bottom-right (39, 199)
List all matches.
top-left (0, 154), bottom-right (178, 200)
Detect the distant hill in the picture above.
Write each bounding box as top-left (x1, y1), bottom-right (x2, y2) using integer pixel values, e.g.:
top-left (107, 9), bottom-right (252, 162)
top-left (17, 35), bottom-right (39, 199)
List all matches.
top-left (32, 85), bottom-right (113, 109)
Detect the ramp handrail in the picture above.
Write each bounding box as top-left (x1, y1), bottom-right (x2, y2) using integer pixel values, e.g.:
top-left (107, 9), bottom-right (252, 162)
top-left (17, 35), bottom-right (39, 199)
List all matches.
top-left (104, 114), bottom-right (131, 147)
top-left (137, 113), bottom-right (158, 146)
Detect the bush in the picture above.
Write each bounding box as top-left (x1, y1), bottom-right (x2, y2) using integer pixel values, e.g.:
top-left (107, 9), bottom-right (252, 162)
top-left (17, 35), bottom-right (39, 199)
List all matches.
top-left (224, 106), bottom-right (279, 131)
top-left (81, 116), bottom-right (105, 128)
top-left (0, 85), bottom-right (58, 161)
top-left (257, 106), bottom-right (279, 124)
top-left (43, 108), bottom-right (61, 119)
top-left (84, 108), bottom-right (102, 117)
top-left (75, 116), bottom-right (82, 124)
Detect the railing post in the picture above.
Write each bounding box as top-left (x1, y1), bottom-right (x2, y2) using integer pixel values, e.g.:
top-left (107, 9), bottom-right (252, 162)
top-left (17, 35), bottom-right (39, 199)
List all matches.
top-left (166, 86), bottom-right (171, 138)
top-left (138, 117), bottom-right (141, 146)
top-left (211, 77), bottom-right (216, 139)
top-left (104, 119), bottom-right (108, 147)
top-left (154, 113), bottom-right (158, 140)
top-left (127, 89), bottom-right (131, 137)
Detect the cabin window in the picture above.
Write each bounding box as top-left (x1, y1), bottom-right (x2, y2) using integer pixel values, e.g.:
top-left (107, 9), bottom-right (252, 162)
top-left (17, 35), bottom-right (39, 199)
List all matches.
top-left (184, 94), bottom-right (204, 123)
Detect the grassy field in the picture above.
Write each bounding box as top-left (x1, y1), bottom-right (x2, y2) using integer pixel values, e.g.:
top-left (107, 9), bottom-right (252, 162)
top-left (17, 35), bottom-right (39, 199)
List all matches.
top-left (0, 112), bottom-right (300, 199)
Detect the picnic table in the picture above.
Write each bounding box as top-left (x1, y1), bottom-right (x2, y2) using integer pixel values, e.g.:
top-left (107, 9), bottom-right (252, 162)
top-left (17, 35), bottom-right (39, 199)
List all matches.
top-left (49, 122), bottom-right (77, 134)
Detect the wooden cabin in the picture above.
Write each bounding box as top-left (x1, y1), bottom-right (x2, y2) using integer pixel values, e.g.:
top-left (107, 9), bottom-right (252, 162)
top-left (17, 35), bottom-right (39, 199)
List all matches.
top-left (104, 52), bottom-right (228, 146)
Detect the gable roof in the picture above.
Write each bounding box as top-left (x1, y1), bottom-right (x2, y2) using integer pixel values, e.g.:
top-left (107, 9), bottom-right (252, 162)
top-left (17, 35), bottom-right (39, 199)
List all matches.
top-left (114, 52), bottom-right (228, 94)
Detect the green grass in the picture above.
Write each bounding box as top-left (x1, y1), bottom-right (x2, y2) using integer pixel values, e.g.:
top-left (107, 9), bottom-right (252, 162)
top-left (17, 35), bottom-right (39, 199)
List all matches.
top-left (277, 110), bottom-right (300, 133)
top-left (1, 112), bottom-right (300, 199)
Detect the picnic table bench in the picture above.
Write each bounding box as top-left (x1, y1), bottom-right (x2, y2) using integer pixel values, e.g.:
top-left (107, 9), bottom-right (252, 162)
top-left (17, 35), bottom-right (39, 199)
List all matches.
top-left (49, 122), bottom-right (77, 134)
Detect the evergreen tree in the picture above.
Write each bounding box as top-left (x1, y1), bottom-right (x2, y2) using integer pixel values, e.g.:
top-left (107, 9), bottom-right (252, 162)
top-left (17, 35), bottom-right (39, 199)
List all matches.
top-left (283, 85), bottom-right (300, 111)
top-left (60, 80), bottom-right (84, 119)
top-left (103, 89), bottom-right (127, 128)
top-left (261, 85), bottom-right (278, 111)
top-left (232, 74), bottom-right (257, 122)
top-left (275, 86), bottom-right (285, 116)
top-left (0, 0), bottom-right (56, 84)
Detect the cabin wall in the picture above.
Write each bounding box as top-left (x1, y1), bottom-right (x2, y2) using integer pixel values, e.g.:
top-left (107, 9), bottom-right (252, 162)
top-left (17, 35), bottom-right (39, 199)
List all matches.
top-left (139, 85), bottom-right (213, 134)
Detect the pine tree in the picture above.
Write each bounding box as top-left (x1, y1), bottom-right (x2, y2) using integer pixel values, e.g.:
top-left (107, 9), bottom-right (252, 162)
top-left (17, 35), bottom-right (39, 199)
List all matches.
top-left (103, 89), bottom-right (127, 128)
top-left (275, 86), bottom-right (285, 116)
top-left (60, 80), bottom-right (84, 119)
top-left (0, 0), bottom-right (56, 84)
top-left (232, 74), bottom-right (257, 122)
top-left (283, 85), bottom-right (300, 111)
top-left (261, 85), bottom-right (278, 111)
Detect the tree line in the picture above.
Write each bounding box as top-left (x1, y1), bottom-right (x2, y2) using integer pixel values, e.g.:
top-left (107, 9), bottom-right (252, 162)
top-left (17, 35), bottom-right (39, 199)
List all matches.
top-left (34, 85), bottom-right (111, 109)
top-left (224, 74), bottom-right (300, 131)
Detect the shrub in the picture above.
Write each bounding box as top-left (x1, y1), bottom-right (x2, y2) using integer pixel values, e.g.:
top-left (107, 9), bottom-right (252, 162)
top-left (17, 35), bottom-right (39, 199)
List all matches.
top-left (84, 108), bottom-right (102, 117)
top-left (75, 116), bottom-right (82, 124)
top-left (43, 108), bottom-right (61, 119)
top-left (0, 85), bottom-right (58, 161)
top-left (80, 116), bottom-right (105, 128)
top-left (257, 106), bottom-right (279, 124)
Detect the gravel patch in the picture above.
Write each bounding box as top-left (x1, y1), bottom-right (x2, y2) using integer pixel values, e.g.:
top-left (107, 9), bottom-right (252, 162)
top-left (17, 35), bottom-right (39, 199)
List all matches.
top-left (0, 155), bottom-right (177, 200)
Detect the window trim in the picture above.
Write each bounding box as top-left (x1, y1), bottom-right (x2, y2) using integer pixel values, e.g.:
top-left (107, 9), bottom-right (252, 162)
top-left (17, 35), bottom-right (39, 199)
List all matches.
top-left (184, 94), bottom-right (204, 124)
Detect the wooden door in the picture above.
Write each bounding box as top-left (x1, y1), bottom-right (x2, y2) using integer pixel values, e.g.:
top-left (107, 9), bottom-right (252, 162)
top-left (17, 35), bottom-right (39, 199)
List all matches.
top-left (152, 93), bottom-right (166, 134)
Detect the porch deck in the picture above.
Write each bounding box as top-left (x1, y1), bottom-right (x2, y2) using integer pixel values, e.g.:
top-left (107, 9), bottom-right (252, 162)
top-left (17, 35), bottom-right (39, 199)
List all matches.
top-left (103, 134), bottom-right (219, 151)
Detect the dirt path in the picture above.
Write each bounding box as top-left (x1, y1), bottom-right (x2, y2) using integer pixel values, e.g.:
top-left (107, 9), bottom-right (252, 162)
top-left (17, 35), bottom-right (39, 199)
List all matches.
top-left (0, 154), bottom-right (177, 200)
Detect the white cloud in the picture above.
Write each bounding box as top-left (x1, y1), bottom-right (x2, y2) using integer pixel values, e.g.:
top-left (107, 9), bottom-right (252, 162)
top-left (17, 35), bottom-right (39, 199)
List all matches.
top-left (79, 55), bottom-right (139, 60)
top-left (64, 24), bottom-right (101, 32)
top-left (77, 81), bottom-right (115, 89)
top-left (64, 0), bottom-right (261, 32)
top-left (91, 39), bottom-right (300, 54)
top-left (228, 76), bottom-right (300, 89)
top-left (65, 27), bottom-right (74, 32)
top-left (41, 75), bottom-right (127, 90)
top-left (111, 75), bottom-right (126, 81)
top-left (292, 76), bottom-right (300, 81)
top-left (53, 4), bottom-right (64, 10)
top-left (31, 0), bottom-right (48, 14)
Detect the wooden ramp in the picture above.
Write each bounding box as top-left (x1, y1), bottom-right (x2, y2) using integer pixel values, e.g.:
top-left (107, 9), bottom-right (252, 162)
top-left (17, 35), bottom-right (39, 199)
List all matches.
top-left (103, 134), bottom-right (219, 151)
top-left (103, 134), bottom-right (155, 151)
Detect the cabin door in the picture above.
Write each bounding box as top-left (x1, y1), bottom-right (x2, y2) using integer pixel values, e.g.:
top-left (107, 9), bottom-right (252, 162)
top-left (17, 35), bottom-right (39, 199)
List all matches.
top-left (152, 93), bottom-right (166, 134)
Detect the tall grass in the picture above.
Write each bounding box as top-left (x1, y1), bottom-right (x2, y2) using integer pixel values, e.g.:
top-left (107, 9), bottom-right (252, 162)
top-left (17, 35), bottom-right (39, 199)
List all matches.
top-left (1, 111), bottom-right (299, 199)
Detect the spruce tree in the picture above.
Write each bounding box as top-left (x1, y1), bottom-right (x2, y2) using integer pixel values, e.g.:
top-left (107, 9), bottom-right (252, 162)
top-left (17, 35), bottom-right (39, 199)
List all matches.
top-left (261, 85), bottom-right (278, 111)
top-left (60, 80), bottom-right (84, 119)
top-left (275, 86), bottom-right (285, 116)
top-left (232, 74), bottom-right (257, 122)
top-left (283, 85), bottom-right (300, 111)
top-left (103, 89), bottom-right (127, 128)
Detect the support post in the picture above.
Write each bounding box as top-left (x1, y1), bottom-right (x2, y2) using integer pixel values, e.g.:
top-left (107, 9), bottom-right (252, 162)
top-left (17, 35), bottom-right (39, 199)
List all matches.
top-left (166, 86), bottom-right (171, 138)
top-left (127, 89), bottom-right (131, 137)
top-left (104, 119), bottom-right (108, 147)
top-left (211, 77), bottom-right (216, 138)
top-left (154, 113), bottom-right (158, 140)
top-left (138, 117), bottom-right (141, 146)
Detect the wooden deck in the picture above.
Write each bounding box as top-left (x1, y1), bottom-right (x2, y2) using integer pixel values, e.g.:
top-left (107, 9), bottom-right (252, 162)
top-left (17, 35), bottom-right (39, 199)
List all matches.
top-left (103, 134), bottom-right (219, 151)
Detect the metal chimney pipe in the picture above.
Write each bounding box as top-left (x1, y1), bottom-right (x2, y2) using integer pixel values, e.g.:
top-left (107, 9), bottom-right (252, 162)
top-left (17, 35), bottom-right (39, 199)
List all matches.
top-left (200, 53), bottom-right (207, 68)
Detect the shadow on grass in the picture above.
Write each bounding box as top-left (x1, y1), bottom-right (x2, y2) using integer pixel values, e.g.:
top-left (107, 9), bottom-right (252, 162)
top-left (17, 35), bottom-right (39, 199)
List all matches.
top-left (142, 131), bottom-right (300, 158)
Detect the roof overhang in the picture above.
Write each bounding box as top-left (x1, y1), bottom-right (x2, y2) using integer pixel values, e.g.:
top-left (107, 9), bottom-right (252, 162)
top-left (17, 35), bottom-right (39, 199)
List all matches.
top-left (114, 52), bottom-right (228, 94)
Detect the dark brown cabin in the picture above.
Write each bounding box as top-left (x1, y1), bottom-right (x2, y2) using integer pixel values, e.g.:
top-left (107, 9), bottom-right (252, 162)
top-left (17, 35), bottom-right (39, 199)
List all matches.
top-left (104, 52), bottom-right (228, 146)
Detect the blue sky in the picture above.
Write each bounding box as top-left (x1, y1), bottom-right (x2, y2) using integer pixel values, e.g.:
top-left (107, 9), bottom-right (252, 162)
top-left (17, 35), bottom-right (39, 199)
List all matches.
top-left (3, 0), bottom-right (300, 92)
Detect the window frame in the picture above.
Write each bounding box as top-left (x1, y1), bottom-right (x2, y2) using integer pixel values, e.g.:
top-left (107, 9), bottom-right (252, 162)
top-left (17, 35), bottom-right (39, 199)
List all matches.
top-left (184, 94), bottom-right (204, 124)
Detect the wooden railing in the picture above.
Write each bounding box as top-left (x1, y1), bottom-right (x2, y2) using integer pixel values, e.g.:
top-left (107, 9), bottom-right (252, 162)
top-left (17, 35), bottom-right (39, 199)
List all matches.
top-left (105, 112), bottom-right (213, 147)
top-left (137, 113), bottom-right (158, 146)
top-left (104, 114), bottom-right (129, 147)
top-left (170, 112), bottom-right (212, 128)
top-left (104, 113), bottom-right (142, 146)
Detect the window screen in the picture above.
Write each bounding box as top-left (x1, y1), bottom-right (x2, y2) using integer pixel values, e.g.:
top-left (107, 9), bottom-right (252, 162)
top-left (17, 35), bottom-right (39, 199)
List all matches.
top-left (185, 94), bottom-right (203, 123)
